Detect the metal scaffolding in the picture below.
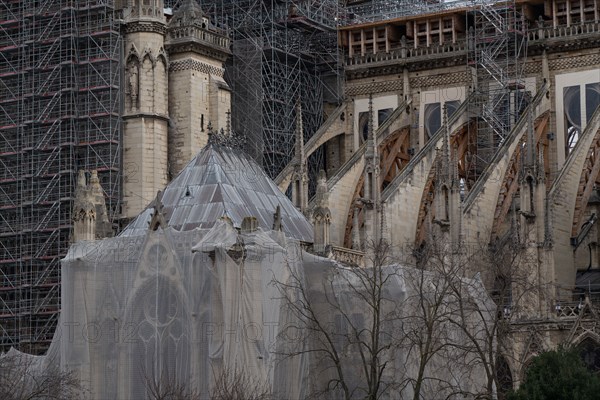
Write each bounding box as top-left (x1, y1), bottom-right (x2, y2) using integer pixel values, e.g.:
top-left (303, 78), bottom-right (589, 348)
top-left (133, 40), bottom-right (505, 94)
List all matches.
top-left (466, 0), bottom-right (528, 182)
top-left (344, 0), bottom-right (474, 25)
top-left (0, 0), bottom-right (122, 354)
top-left (167, 0), bottom-right (344, 184)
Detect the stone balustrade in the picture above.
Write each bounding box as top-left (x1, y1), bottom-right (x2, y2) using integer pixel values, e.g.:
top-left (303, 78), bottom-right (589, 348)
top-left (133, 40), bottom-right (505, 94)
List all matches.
top-left (346, 19), bottom-right (600, 68)
top-left (331, 245), bottom-right (365, 266)
top-left (528, 21), bottom-right (600, 41)
top-left (554, 302), bottom-right (587, 318)
top-left (167, 26), bottom-right (229, 49)
top-left (346, 40), bottom-right (468, 67)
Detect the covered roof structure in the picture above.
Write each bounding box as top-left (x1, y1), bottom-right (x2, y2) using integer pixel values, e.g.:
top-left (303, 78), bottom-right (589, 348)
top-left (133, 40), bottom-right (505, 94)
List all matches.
top-left (122, 144), bottom-right (314, 242)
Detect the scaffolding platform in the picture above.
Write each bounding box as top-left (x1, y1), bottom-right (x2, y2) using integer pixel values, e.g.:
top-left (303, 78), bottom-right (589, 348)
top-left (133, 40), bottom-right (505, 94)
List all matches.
top-left (0, 0), bottom-right (123, 354)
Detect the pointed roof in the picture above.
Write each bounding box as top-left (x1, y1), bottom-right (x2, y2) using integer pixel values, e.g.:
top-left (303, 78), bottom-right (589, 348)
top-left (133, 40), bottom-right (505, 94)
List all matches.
top-left (121, 144), bottom-right (314, 241)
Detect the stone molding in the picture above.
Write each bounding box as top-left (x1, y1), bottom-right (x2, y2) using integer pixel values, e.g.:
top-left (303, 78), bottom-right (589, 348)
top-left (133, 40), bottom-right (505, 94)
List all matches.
top-left (169, 59), bottom-right (224, 77)
top-left (346, 80), bottom-right (403, 97)
top-left (123, 112), bottom-right (170, 122)
top-left (124, 21), bottom-right (166, 35)
top-left (548, 53), bottom-right (600, 72)
top-left (165, 42), bottom-right (230, 61)
top-left (410, 71), bottom-right (469, 88)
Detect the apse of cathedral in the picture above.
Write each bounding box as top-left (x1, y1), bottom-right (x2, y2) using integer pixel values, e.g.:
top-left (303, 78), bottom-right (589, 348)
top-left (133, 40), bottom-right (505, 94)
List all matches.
top-left (2, 0), bottom-right (600, 397)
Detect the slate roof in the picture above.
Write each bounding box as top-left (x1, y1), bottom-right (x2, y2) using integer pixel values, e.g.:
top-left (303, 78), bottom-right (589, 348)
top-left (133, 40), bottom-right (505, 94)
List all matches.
top-left (121, 144), bottom-right (314, 242)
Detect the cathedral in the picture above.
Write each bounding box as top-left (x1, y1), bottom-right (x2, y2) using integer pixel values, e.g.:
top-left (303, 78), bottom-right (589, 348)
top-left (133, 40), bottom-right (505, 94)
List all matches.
top-left (72, 0), bottom-right (600, 393)
top-left (2, 0), bottom-right (600, 397)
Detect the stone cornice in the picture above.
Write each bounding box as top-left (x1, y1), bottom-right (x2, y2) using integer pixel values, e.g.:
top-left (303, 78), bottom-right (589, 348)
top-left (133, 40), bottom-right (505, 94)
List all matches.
top-left (123, 20), bottom-right (166, 35)
top-left (123, 113), bottom-right (170, 122)
top-left (169, 59), bottom-right (225, 77)
top-left (165, 41), bottom-right (230, 62)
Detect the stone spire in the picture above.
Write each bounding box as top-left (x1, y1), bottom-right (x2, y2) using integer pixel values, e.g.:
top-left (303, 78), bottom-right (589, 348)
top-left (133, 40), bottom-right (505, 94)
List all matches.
top-left (90, 170), bottom-right (113, 238)
top-left (520, 106), bottom-right (537, 220)
top-left (226, 109), bottom-right (231, 136)
top-left (365, 94), bottom-right (376, 167)
top-left (171, 0), bottom-right (204, 24)
top-left (364, 94), bottom-right (379, 202)
top-left (126, 0), bottom-right (165, 22)
top-left (72, 170), bottom-right (112, 243)
top-left (537, 140), bottom-right (545, 180)
top-left (312, 170), bottom-right (331, 254)
top-left (526, 105), bottom-right (535, 170)
top-left (295, 98), bottom-right (306, 166)
top-left (434, 104), bottom-right (462, 242)
top-left (441, 103), bottom-right (451, 181)
top-left (352, 204), bottom-right (362, 250)
top-left (435, 105), bottom-right (452, 225)
top-left (292, 98), bottom-right (308, 213)
top-left (362, 94), bottom-right (382, 246)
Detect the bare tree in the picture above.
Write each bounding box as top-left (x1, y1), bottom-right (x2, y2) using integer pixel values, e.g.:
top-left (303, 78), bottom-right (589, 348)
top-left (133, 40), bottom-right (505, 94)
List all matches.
top-left (0, 350), bottom-right (83, 400)
top-left (142, 366), bottom-right (201, 400)
top-left (400, 251), bottom-right (471, 400)
top-left (273, 239), bottom-right (487, 399)
top-left (415, 230), bottom-right (548, 399)
top-left (209, 367), bottom-right (272, 400)
top-left (142, 364), bottom-right (271, 400)
top-left (274, 239), bottom-right (399, 399)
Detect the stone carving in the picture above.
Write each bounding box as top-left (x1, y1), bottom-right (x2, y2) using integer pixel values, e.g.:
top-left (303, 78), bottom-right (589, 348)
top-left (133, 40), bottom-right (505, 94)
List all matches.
top-left (548, 53), bottom-right (600, 72)
top-left (273, 205), bottom-right (282, 231)
top-left (127, 60), bottom-right (139, 108)
top-left (149, 191), bottom-right (167, 231)
top-left (169, 59), bottom-right (225, 77)
top-left (347, 80), bottom-right (403, 96)
top-left (410, 71), bottom-right (469, 89)
top-left (206, 121), bottom-right (247, 149)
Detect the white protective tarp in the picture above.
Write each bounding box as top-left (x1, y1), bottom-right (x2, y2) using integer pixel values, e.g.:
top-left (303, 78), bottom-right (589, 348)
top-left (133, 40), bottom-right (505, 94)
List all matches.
top-left (1, 220), bottom-right (494, 399)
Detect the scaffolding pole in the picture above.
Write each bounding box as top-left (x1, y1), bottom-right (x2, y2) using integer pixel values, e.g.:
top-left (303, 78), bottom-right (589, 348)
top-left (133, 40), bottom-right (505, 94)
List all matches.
top-left (466, 0), bottom-right (528, 184)
top-left (344, 0), bottom-right (473, 25)
top-left (0, 0), bottom-right (123, 354)
top-left (166, 1), bottom-right (344, 190)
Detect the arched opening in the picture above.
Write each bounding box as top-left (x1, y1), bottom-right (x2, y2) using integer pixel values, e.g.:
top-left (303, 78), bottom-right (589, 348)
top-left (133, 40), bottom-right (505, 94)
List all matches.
top-left (424, 102), bottom-right (441, 142)
top-left (124, 273), bottom-right (190, 399)
top-left (564, 85), bottom-right (582, 156)
top-left (578, 337), bottom-right (600, 372)
top-left (155, 54), bottom-right (168, 115)
top-left (358, 111), bottom-right (370, 144)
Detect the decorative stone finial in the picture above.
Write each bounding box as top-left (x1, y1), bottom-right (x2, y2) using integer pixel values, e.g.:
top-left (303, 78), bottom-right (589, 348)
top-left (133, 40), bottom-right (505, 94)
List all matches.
top-left (241, 216), bottom-right (258, 233)
top-left (148, 190), bottom-right (167, 231)
top-left (77, 170), bottom-right (86, 188)
top-left (273, 205), bottom-right (282, 231)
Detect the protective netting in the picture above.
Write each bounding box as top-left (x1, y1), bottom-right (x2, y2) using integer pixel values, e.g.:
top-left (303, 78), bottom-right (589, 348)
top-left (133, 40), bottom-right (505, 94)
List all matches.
top-left (0, 219), bottom-right (494, 399)
top-left (122, 144), bottom-right (313, 242)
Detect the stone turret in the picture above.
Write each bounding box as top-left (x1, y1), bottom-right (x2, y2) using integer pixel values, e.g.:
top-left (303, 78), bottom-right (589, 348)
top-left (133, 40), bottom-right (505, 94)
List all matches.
top-left (292, 99), bottom-right (309, 213)
top-left (166, 0), bottom-right (231, 176)
top-left (517, 107), bottom-right (551, 319)
top-left (122, 0), bottom-right (169, 218)
top-left (312, 170), bottom-right (331, 254)
top-left (72, 170), bottom-right (113, 243)
top-left (519, 107), bottom-right (545, 226)
top-left (362, 94), bottom-right (381, 245)
top-left (433, 104), bottom-right (461, 242)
